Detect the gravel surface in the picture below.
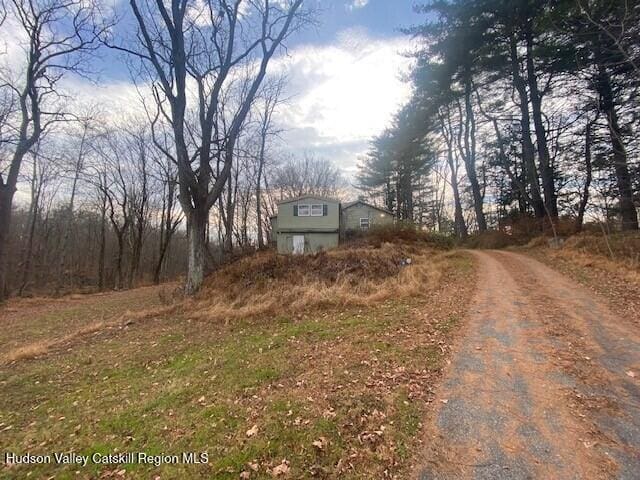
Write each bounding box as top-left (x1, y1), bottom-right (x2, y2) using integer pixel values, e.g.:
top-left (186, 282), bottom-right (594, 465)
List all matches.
top-left (415, 250), bottom-right (640, 480)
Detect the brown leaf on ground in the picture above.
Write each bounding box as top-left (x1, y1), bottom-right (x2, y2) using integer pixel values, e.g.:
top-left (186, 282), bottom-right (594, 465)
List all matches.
top-left (246, 424), bottom-right (259, 437)
top-left (312, 437), bottom-right (328, 450)
top-left (270, 460), bottom-right (290, 476)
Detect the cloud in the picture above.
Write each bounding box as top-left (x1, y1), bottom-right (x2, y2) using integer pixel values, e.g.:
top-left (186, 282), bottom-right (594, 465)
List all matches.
top-left (3, 15), bottom-right (414, 183)
top-left (272, 29), bottom-right (415, 174)
top-left (347, 0), bottom-right (370, 10)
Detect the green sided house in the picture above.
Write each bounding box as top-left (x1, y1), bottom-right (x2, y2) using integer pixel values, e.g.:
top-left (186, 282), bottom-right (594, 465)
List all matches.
top-left (272, 196), bottom-right (394, 254)
top-left (341, 200), bottom-right (394, 235)
top-left (274, 196), bottom-right (341, 254)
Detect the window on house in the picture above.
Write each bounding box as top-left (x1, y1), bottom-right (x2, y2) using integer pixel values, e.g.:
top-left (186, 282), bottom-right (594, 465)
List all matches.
top-left (297, 204), bottom-right (310, 216)
top-left (310, 204), bottom-right (324, 216)
top-left (360, 218), bottom-right (370, 230)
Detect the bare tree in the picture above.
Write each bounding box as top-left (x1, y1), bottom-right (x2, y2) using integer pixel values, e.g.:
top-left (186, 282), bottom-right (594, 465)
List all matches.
top-left (93, 131), bottom-right (133, 290)
top-left (125, 127), bottom-right (152, 288)
top-left (151, 136), bottom-right (182, 285)
top-left (55, 111), bottom-right (99, 292)
top-left (18, 141), bottom-right (57, 295)
top-left (0, 0), bottom-right (111, 300)
top-left (254, 76), bottom-right (286, 248)
top-left (113, 0), bottom-right (307, 294)
top-left (272, 153), bottom-right (343, 200)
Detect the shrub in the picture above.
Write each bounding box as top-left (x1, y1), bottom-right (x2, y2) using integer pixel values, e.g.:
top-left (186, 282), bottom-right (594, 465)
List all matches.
top-left (344, 223), bottom-right (454, 250)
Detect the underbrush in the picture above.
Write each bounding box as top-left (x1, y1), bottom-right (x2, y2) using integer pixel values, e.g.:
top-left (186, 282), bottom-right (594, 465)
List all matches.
top-left (526, 231), bottom-right (640, 269)
top-left (464, 230), bottom-right (519, 249)
top-left (525, 231), bottom-right (640, 322)
top-left (560, 232), bottom-right (640, 266)
top-left (190, 237), bottom-right (448, 324)
top-left (345, 223), bottom-right (455, 250)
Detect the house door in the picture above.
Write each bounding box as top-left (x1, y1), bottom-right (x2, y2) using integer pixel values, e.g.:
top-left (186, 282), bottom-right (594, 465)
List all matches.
top-left (293, 235), bottom-right (305, 255)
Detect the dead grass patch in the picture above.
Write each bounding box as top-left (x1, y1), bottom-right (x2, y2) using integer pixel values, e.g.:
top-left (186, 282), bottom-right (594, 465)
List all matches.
top-left (189, 243), bottom-right (444, 324)
top-left (525, 232), bottom-right (640, 323)
top-left (1, 305), bottom-right (179, 365)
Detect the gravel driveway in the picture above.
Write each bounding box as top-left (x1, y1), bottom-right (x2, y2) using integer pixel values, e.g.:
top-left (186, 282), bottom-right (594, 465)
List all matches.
top-left (416, 250), bottom-right (640, 480)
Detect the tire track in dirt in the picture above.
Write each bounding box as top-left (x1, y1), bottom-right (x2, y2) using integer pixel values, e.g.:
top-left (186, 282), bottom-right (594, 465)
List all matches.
top-left (415, 250), bottom-right (640, 480)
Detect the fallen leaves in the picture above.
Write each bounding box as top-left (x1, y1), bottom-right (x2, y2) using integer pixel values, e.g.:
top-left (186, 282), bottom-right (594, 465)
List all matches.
top-left (270, 459), bottom-right (290, 476)
top-left (312, 437), bottom-right (328, 450)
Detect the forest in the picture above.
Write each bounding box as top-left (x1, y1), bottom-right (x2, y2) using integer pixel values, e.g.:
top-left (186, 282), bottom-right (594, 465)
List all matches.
top-left (0, 0), bottom-right (638, 300)
top-left (358, 0), bottom-right (639, 239)
top-left (0, 0), bottom-right (344, 299)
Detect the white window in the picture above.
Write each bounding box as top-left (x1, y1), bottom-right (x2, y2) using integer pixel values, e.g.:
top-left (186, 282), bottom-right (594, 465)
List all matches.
top-left (311, 204), bottom-right (324, 216)
top-left (298, 204), bottom-right (310, 216)
top-left (360, 217), bottom-right (370, 230)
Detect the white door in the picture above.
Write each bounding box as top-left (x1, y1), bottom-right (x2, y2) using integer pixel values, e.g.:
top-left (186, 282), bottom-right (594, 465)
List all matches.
top-left (293, 235), bottom-right (305, 255)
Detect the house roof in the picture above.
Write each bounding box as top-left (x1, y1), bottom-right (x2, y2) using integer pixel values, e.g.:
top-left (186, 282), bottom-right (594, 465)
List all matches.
top-left (342, 200), bottom-right (393, 215)
top-left (276, 195), bottom-right (340, 205)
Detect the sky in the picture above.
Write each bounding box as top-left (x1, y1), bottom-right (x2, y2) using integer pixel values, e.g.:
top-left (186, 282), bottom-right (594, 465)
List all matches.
top-left (96, 0), bottom-right (422, 178)
top-left (3, 0), bottom-right (424, 182)
top-left (269, 0), bottom-right (421, 177)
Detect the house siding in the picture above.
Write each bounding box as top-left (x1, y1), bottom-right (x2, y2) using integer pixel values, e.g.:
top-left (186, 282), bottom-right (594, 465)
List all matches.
top-left (342, 203), bottom-right (394, 233)
top-left (275, 197), bottom-right (340, 254)
top-left (277, 198), bottom-right (340, 231)
top-left (277, 232), bottom-right (339, 254)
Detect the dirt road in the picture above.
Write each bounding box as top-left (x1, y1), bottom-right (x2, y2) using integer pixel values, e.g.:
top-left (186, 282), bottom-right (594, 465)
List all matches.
top-left (417, 250), bottom-right (640, 480)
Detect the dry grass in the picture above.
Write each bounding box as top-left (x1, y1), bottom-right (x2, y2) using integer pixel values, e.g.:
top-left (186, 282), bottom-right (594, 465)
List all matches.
top-left (1, 304), bottom-right (179, 365)
top-left (0, 248), bottom-right (477, 479)
top-left (3, 322), bottom-right (107, 364)
top-left (527, 232), bottom-right (640, 280)
top-left (188, 242), bottom-right (445, 324)
top-left (562, 232), bottom-right (640, 267)
top-left (525, 231), bottom-right (640, 322)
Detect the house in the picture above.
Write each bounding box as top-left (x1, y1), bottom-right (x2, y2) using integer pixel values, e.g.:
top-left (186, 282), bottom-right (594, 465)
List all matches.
top-left (272, 196), bottom-right (394, 254)
top-left (341, 200), bottom-right (394, 235)
top-left (274, 196), bottom-right (341, 254)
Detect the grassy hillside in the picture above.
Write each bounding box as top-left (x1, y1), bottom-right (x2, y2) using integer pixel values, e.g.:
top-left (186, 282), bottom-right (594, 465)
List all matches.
top-left (0, 238), bottom-right (476, 479)
top-left (524, 232), bottom-right (640, 322)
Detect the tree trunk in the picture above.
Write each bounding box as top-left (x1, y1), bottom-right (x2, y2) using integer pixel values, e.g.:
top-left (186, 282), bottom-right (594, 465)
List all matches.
top-left (450, 159), bottom-right (468, 239)
top-left (461, 80), bottom-right (487, 231)
top-left (440, 108), bottom-right (467, 238)
top-left (0, 185), bottom-right (15, 301)
top-left (19, 192), bottom-right (39, 296)
top-left (525, 26), bottom-right (558, 219)
top-left (0, 143), bottom-right (34, 301)
top-left (57, 127), bottom-right (87, 292)
top-left (224, 182), bottom-right (234, 253)
top-left (114, 233), bottom-right (125, 290)
top-left (18, 156), bottom-right (41, 296)
top-left (509, 34), bottom-right (545, 219)
top-left (256, 134), bottom-right (266, 249)
top-left (597, 66), bottom-right (638, 231)
top-left (185, 208), bottom-right (207, 295)
top-left (576, 119), bottom-right (594, 232)
top-left (98, 194), bottom-right (107, 291)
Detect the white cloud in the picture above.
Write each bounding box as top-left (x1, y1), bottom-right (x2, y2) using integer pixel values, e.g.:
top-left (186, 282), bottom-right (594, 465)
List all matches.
top-left (347, 0), bottom-right (370, 10)
top-left (3, 16), bottom-right (414, 181)
top-left (272, 29), bottom-right (415, 173)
